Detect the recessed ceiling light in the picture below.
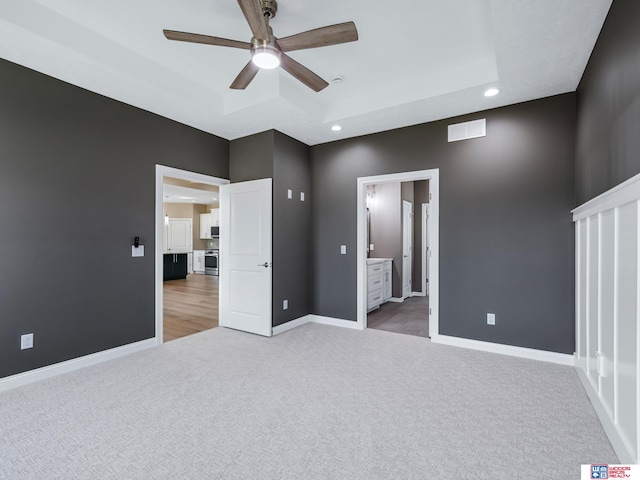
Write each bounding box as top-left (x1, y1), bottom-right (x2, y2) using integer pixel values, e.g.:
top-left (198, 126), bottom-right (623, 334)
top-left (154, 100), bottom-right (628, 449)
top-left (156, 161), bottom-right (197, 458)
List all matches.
top-left (484, 88), bottom-right (500, 97)
top-left (331, 125), bottom-right (342, 132)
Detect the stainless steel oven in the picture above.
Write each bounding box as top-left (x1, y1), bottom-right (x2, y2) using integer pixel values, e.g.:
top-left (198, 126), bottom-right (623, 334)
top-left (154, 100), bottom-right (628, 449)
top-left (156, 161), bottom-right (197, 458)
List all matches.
top-left (204, 250), bottom-right (219, 276)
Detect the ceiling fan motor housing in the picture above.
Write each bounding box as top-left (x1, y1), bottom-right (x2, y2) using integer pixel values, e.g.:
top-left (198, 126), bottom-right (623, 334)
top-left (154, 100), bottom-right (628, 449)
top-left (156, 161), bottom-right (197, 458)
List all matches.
top-left (260, 0), bottom-right (277, 19)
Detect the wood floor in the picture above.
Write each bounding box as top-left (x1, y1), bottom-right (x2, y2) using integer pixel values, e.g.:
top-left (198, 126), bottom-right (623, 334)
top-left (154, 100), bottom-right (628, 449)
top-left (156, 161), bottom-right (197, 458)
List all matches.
top-left (163, 273), bottom-right (218, 342)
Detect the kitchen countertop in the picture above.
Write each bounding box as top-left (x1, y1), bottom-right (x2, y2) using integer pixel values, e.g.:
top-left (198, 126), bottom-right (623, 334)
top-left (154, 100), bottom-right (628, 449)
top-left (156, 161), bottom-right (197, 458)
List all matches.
top-left (366, 258), bottom-right (393, 265)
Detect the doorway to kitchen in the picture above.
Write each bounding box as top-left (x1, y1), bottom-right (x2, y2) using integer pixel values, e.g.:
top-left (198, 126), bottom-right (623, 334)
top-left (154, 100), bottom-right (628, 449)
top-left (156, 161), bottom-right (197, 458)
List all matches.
top-left (155, 165), bottom-right (229, 344)
top-left (356, 169), bottom-right (439, 339)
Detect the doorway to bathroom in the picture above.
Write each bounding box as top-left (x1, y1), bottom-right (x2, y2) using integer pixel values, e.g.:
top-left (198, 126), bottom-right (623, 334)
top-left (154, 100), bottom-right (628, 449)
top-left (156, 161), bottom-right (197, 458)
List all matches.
top-left (356, 169), bottom-right (439, 339)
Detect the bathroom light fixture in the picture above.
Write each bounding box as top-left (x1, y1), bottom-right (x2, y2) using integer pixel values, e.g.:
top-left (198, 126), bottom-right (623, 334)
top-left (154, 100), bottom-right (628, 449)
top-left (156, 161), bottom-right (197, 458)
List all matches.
top-left (331, 125), bottom-right (342, 132)
top-left (484, 88), bottom-right (500, 97)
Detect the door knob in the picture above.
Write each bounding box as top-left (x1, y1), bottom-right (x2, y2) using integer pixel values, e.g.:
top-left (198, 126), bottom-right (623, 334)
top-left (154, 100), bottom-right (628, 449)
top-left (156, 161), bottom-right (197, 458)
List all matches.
top-left (257, 262), bottom-right (271, 268)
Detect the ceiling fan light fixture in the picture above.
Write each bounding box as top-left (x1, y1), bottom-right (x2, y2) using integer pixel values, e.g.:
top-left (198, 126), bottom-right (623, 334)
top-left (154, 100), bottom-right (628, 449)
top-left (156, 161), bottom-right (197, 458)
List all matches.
top-left (484, 87), bottom-right (500, 97)
top-left (252, 46), bottom-right (281, 69)
top-left (331, 125), bottom-right (342, 132)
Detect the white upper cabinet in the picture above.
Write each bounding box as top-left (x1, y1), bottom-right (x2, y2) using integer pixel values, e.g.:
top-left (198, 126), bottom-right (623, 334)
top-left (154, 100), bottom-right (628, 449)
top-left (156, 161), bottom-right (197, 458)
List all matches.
top-left (167, 218), bottom-right (192, 252)
top-left (199, 213), bottom-right (212, 239)
top-left (211, 208), bottom-right (220, 226)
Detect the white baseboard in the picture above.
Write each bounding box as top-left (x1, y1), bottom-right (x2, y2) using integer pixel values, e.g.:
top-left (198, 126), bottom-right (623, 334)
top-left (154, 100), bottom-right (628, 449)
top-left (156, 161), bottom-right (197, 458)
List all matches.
top-left (272, 314), bottom-right (362, 335)
top-left (387, 297), bottom-right (404, 303)
top-left (412, 291), bottom-right (426, 297)
top-left (0, 338), bottom-right (157, 393)
top-left (431, 334), bottom-right (575, 366)
top-left (575, 362), bottom-right (635, 464)
top-left (272, 315), bottom-right (312, 335)
top-left (310, 315), bottom-right (362, 330)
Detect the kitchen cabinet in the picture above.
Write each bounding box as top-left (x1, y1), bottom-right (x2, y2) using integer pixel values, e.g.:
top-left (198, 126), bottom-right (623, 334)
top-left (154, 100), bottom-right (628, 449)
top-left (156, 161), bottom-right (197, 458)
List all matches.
top-left (200, 209), bottom-right (220, 239)
top-left (167, 218), bottom-right (192, 252)
top-left (211, 208), bottom-right (220, 226)
top-left (163, 253), bottom-right (188, 281)
top-left (193, 250), bottom-right (205, 274)
top-left (187, 252), bottom-right (193, 274)
top-left (200, 213), bottom-right (212, 239)
top-left (367, 259), bottom-right (392, 311)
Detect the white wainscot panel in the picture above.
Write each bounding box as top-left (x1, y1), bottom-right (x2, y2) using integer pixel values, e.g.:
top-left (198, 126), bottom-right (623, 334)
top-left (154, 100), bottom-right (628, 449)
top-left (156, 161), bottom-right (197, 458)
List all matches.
top-left (616, 201), bottom-right (638, 458)
top-left (600, 209), bottom-right (616, 418)
top-left (587, 215), bottom-right (599, 388)
top-left (572, 173), bottom-right (640, 464)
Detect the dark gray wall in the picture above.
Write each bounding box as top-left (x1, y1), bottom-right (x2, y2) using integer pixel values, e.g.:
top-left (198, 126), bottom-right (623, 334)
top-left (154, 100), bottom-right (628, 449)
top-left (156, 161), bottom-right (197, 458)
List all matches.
top-left (273, 132), bottom-right (311, 326)
top-left (229, 131), bottom-right (274, 182)
top-left (229, 130), bottom-right (312, 327)
top-left (311, 94), bottom-right (577, 354)
top-left (412, 180), bottom-right (429, 290)
top-left (576, 0), bottom-right (640, 204)
top-left (0, 58), bottom-right (229, 378)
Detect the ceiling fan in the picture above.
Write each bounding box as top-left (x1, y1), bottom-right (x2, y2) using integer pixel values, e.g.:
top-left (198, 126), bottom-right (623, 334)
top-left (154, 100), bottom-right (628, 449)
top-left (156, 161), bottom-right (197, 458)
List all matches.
top-left (163, 0), bottom-right (358, 92)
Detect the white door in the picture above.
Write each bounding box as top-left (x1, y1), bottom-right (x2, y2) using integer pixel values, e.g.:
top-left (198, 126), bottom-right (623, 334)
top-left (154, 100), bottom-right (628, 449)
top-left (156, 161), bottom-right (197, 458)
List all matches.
top-left (422, 203), bottom-right (430, 296)
top-left (402, 200), bottom-right (412, 299)
top-left (168, 218), bottom-right (192, 252)
top-left (219, 178), bottom-right (272, 337)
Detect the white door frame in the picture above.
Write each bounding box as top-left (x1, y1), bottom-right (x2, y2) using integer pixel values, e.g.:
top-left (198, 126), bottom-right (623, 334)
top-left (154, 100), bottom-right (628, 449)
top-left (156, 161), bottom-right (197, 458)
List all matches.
top-left (155, 165), bottom-right (229, 345)
top-left (357, 169), bottom-right (440, 338)
top-left (416, 202), bottom-right (430, 297)
top-left (402, 200), bottom-right (413, 300)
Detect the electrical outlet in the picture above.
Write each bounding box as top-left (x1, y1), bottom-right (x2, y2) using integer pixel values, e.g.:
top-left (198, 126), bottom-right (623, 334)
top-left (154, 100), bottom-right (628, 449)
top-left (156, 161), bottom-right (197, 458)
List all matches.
top-left (21, 333), bottom-right (34, 350)
top-left (283, 299), bottom-right (288, 310)
top-left (487, 313), bottom-right (495, 326)
top-left (300, 192), bottom-right (305, 201)
top-left (369, 244), bottom-right (374, 251)
top-left (287, 189), bottom-right (292, 199)
top-left (340, 245), bottom-right (347, 255)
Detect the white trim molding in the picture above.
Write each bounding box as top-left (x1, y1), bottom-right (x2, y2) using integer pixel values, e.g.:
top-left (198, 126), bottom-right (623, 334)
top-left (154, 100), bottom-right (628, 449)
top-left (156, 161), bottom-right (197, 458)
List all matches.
top-left (356, 169), bottom-right (439, 336)
top-left (310, 315), bottom-right (361, 330)
top-left (272, 315), bottom-right (312, 336)
top-left (155, 165), bottom-right (229, 345)
top-left (0, 339), bottom-right (156, 393)
top-left (272, 315), bottom-right (361, 335)
top-left (431, 334), bottom-right (575, 366)
top-left (573, 171), bottom-right (640, 464)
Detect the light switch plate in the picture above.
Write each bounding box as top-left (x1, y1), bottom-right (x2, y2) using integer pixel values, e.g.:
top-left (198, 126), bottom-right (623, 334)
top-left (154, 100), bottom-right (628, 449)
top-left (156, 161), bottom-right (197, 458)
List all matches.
top-left (340, 245), bottom-right (347, 255)
top-left (300, 192), bottom-right (305, 201)
top-left (132, 245), bottom-right (145, 257)
top-left (287, 189), bottom-right (292, 199)
top-left (21, 333), bottom-right (34, 350)
top-left (487, 313), bottom-right (495, 325)
top-left (283, 300), bottom-right (288, 310)
top-left (369, 244), bottom-right (374, 251)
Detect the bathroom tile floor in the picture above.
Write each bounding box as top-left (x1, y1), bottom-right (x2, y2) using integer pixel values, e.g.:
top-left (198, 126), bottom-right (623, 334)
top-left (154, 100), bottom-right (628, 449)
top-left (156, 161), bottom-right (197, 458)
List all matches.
top-left (367, 295), bottom-right (429, 338)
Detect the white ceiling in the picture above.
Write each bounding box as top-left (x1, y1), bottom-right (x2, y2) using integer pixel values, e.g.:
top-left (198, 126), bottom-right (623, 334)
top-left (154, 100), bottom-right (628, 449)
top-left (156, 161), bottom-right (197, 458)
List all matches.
top-left (0, 0), bottom-right (612, 145)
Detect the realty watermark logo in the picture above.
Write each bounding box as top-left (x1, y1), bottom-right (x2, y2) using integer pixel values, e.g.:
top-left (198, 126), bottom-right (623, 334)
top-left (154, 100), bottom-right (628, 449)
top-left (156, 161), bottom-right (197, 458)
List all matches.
top-left (582, 464), bottom-right (639, 479)
top-left (591, 465), bottom-right (609, 479)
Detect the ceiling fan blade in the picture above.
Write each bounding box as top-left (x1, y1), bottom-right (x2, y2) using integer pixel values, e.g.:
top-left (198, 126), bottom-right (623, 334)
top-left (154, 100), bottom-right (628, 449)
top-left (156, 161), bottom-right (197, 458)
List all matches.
top-left (279, 54), bottom-right (329, 92)
top-left (230, 61), bottom-right (260, 90)
top-left (237, 0), bottom-right (270, 40)
top-left (163, 30), bottom-right (251, 49)
top-left (276, 21), bottom-right (358, 52)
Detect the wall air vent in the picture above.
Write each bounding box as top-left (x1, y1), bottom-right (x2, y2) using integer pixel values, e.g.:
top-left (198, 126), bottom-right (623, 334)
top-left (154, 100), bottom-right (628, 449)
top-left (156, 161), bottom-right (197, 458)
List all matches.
top-left (447, 119), bottom-right (486, 143)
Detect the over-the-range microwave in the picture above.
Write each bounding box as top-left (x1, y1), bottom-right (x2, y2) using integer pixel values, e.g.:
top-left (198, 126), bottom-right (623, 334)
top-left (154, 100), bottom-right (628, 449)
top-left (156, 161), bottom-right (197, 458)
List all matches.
top-left (211, 226), bottom-right (220, 238)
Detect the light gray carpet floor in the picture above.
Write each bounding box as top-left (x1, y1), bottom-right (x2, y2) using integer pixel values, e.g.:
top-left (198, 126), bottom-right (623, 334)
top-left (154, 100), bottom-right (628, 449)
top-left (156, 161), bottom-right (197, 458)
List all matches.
top-left (0, 324), bottom-right (617, 479)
